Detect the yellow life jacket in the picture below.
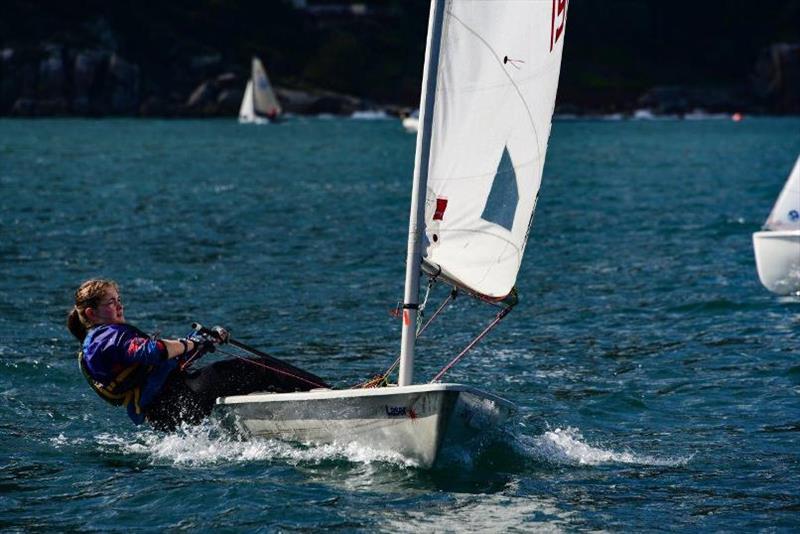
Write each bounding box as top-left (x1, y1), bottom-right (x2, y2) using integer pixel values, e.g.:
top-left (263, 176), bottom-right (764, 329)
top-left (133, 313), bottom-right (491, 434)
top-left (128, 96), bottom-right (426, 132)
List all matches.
top-left (77, 350), bottom-right (152, 415)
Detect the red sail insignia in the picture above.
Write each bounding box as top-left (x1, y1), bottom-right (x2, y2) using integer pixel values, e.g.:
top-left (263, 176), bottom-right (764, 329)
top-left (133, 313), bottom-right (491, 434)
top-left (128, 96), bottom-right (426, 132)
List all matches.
top-left (550, 0), bottom-right (568, 51)
top-left (433, 198), bottom-right (448, 221)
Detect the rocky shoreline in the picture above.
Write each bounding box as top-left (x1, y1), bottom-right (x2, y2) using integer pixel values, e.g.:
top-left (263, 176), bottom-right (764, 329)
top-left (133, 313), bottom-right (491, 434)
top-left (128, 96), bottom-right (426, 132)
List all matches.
top-left (0, 45), bottom-right (386, 118)
top-left (2, 42), bottom-right (798, 118)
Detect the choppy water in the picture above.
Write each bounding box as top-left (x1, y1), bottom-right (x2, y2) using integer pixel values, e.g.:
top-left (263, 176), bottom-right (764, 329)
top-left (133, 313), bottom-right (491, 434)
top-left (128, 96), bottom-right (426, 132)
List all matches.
top-left (1, 116), bottom-right (799, 531)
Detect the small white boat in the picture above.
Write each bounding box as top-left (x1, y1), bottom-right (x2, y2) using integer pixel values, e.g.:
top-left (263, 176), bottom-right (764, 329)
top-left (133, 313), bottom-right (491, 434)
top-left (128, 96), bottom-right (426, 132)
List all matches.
top-left (402, 109), bottom-right (419, 133)
top-left (753, 155), bottom-right (800, 295)
top-left (239, 57), bottom-right (282, 124)
top-left (217, 0), bottom-right (569, 467)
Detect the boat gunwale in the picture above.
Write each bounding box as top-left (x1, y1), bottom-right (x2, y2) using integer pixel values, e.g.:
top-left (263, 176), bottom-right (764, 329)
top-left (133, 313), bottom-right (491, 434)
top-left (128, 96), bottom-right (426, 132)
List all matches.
top-left (753, 229), bottom-right (800, 239)
top-left (216, 382), bottom-right (515, 409)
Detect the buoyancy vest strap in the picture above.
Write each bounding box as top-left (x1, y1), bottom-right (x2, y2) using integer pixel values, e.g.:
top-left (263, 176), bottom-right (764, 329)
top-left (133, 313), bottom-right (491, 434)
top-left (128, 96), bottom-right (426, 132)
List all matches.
top-left (77, 350), bottom-right (149, 414)
top-left (133, 387), bottom-right (142, 415)
top-left (106, 363), bottom-right (140, 393)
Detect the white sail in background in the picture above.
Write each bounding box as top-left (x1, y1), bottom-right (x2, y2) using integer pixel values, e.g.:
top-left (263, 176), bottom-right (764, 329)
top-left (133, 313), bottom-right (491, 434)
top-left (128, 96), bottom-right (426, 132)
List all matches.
top-left (239, 57), bottom-right (281, 123)
top-left (238, 80), bottom-right (254, 121)
top-left (251, 57), bottom-right (282, 118)
top-left (421, 0), bottom-right (568, 299)
top-left (764, 155), bottom-right (800, 230)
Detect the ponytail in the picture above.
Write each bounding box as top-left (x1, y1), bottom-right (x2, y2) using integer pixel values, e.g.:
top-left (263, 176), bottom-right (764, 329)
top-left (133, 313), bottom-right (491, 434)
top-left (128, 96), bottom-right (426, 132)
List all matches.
top-left (67, 307), bottom-right (88, 342)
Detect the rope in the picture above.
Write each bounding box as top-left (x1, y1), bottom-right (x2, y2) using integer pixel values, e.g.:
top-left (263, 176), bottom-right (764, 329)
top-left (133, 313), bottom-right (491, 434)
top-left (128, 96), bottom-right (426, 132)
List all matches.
top-left (354, 288), bottom-right (457, 388)
top-left (416, 276), bottom-right (436, 336)
top-left (233, 355), bottom-right (327, 389)
top-left (354, 356), bottom-right (398, 389)
top-left (430, 304), bottom-right (514, 383)
top-left (353, 371), bottom-right (393, 389)
top-left (211, 346), bottom-right (328, 390)
top-left (417, 288), bottom-right (456, 337)
top-left (179, 349), bottom-right (203, 371)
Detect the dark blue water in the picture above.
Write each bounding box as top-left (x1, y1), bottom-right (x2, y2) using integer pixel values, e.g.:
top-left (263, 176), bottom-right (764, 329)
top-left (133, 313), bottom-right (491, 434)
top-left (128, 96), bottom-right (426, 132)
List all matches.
top-left (1, 116), bottom-right (799, 531)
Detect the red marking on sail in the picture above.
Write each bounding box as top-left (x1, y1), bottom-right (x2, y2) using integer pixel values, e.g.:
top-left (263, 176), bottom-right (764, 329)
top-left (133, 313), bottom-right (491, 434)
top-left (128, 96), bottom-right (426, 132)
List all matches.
top-left (551, 0), bottom-right (568, 51)
top-left (433, 198), bottom-right (448, 221)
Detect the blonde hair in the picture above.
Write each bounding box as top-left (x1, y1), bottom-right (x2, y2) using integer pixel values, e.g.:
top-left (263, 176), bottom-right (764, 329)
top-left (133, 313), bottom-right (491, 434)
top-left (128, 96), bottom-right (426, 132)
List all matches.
top-left (67, 279), bottom-right (119, 341)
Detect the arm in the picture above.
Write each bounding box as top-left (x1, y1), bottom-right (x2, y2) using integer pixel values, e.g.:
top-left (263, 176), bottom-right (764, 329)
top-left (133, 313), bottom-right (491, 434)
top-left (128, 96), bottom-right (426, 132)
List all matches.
top-left (123, 333), bottom-right (199, 364)
top-left (161, 338), bottom-right (200, 359)
top-left (121, 324), bottom-right (225, 364)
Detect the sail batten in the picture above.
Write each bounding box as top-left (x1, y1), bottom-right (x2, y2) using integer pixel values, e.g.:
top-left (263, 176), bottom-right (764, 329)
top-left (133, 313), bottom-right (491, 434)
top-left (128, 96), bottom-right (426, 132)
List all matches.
top-left (421, 0), bottom-right (568, 298)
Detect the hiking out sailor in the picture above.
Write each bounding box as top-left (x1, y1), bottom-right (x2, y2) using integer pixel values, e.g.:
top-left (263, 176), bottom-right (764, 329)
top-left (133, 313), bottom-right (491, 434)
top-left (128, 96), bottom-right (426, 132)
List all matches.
top-left (67, 278), bottom-right (328, 431)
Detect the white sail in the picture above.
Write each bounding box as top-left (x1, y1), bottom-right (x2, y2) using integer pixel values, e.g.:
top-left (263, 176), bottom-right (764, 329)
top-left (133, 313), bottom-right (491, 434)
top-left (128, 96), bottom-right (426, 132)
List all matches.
top-left (238, 80), bottom-right (254, 121)
top-left (251, 57), bottom-right (282, 118)
top-left (764, 155), bottom-right (800, 230)
top-left (420, 0), bottom-right (568, 299)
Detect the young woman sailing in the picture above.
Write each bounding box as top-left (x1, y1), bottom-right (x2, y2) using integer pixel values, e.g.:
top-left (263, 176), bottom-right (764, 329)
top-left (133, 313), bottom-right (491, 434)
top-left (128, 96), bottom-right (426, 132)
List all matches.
top-left (68, 278), bottom-right (329, 430)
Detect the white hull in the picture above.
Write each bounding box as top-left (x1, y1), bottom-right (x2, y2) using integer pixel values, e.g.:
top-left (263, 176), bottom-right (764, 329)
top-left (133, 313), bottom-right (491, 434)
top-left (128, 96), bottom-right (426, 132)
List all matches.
top-left (752, 230), bottom-right (800, 295)
top-left (238, 114), bottom-right (270, 125)
top-left (402, 116), bottom-right (419, 133)
top-left (215, 383), bottom-right (515, 467)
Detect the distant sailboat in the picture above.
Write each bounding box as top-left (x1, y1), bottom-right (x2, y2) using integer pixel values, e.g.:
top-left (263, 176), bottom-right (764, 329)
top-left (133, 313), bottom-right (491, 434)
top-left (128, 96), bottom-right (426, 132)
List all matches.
top-left (239, 57), bottom-right (282, 124)
top-left (402, 109), bottom-right (419, 133)
top-left (217, 0), bottom-right (569, 467)
top-left (752, 155), bottom-right (800, 295)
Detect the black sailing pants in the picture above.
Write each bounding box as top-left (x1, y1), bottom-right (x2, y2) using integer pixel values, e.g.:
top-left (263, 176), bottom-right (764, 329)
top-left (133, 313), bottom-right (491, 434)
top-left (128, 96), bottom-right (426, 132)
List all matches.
top-left (144, 357), bottom-right (329, 431)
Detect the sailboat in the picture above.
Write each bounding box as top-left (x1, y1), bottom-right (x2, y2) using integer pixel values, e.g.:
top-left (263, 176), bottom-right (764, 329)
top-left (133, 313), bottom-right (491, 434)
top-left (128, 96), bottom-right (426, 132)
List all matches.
top-left (216, 0), bottom-right (569, 467)
top-left (238, 57), bottom-right (282, 124)
top-left (402, 109), bottom-right (419, 133)
top-left (752, 155), bottom-right (800, 295)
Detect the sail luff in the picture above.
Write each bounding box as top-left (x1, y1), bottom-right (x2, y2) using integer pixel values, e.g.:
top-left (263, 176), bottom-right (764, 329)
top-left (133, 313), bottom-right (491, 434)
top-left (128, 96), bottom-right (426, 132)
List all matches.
top-left (399, 0), bottom-right (447, 387)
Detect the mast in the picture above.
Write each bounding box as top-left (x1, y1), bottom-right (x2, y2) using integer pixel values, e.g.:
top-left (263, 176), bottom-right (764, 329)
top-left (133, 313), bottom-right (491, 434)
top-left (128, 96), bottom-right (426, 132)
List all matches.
top-left (399, 0), bottom-right (446, 387)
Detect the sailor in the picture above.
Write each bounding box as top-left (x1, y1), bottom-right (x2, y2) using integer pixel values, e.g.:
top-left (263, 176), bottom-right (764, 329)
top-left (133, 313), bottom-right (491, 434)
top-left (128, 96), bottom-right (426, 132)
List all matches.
top-left (68, 278), bottom-right (328, 430)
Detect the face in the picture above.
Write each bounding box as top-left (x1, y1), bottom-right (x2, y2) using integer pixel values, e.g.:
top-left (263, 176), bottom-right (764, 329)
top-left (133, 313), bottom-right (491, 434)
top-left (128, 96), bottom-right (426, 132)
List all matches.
top-left (88, 288), bottom-right (125, 324)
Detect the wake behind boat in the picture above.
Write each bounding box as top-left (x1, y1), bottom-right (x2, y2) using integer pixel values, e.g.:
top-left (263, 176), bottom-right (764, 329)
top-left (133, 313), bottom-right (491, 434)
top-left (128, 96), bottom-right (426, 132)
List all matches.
top-left (216, 0), bottom-right (570, 467)
top-left (753, 155), bottom-right (800, 295)
top-left (239, 56), bottom-right (282, 124)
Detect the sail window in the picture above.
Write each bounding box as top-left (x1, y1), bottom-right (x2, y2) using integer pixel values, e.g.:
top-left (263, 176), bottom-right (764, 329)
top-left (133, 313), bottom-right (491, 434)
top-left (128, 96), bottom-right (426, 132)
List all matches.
top-left (481, 146), bottom-right (518, 232)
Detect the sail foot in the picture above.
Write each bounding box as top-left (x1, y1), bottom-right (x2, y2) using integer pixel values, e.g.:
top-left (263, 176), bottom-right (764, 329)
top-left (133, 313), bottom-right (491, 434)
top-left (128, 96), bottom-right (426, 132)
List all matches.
top-left (422, 259), bottom-right (518, 306)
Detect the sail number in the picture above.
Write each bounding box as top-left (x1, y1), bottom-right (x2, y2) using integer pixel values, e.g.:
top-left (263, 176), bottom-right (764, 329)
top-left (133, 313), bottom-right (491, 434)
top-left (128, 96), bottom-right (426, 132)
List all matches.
top-left (550, 0), bottom-right (568, 51)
